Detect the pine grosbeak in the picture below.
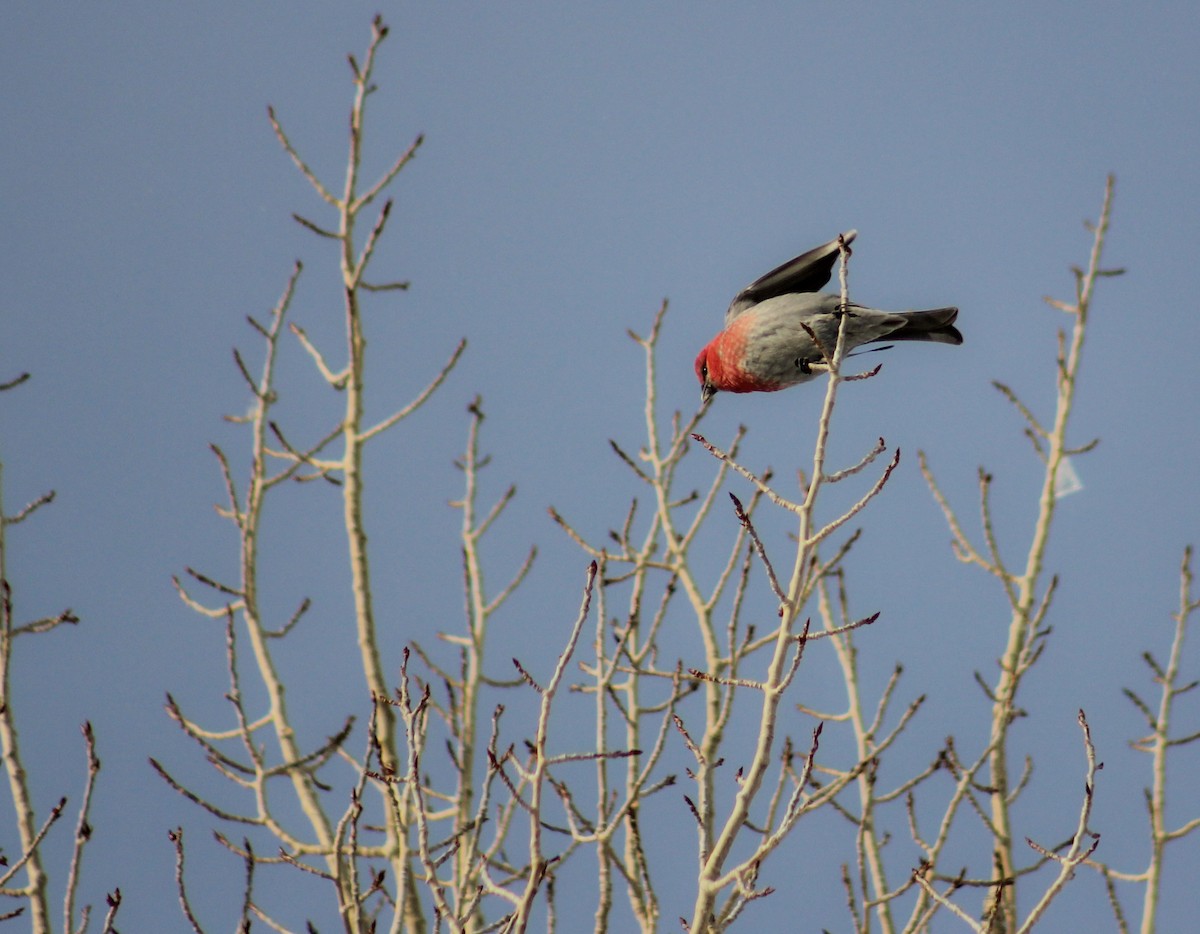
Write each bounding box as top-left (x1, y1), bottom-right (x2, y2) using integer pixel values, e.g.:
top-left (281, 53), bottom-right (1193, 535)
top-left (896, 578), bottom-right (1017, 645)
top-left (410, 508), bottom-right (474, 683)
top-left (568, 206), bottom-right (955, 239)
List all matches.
top-left (695, 230), bottom-right (961, 404)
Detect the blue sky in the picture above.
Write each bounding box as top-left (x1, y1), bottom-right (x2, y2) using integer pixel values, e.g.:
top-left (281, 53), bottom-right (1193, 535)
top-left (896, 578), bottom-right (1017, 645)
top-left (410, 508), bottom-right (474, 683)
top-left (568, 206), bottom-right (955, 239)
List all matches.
top-left (3, 2), bottom-right (1198, 930)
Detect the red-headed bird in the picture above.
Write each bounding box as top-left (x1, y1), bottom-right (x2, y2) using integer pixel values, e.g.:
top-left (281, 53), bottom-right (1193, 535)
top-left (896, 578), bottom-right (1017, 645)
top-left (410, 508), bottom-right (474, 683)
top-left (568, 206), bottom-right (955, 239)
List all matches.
top-left (694, 231), bottom-right (961, 404)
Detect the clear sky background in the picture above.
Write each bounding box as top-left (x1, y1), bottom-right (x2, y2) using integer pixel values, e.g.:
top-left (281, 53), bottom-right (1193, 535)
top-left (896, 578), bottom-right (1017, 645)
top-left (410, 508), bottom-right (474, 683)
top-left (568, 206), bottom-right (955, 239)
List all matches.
top-left (3, 2), bottom-right (1198, 930)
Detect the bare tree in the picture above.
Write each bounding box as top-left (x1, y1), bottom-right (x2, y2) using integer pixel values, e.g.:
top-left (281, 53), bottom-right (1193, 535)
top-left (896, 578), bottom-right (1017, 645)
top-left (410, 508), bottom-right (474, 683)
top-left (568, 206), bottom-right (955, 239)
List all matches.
top-left (5, 16), bottom-right (1193, 934)
top-left (1, 373), bottom-right (118, 932)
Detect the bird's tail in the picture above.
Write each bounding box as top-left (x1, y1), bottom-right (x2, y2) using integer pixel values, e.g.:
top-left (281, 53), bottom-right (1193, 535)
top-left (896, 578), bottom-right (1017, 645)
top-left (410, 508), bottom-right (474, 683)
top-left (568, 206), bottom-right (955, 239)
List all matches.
top-left (878, 307), bottom-right (962, 345)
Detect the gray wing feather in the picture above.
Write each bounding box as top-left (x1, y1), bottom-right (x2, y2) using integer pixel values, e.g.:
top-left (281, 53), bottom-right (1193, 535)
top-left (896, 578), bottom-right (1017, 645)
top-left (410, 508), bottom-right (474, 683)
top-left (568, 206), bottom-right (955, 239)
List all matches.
top-left (725, 229), bottom-right (857, 324)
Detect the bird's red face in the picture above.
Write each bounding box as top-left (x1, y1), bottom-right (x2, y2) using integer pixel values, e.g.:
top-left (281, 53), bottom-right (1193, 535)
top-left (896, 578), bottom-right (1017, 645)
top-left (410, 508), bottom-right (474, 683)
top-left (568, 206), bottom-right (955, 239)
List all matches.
top-left (694, 346), bottom-right (710, 387)
top-left (695, 345), bottom-right (717, 404)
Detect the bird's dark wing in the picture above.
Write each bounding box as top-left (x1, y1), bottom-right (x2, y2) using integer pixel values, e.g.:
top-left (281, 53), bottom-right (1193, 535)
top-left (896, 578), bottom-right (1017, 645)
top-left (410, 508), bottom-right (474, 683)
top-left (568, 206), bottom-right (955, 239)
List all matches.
top-left (724, 229), bottom-right (857, 324)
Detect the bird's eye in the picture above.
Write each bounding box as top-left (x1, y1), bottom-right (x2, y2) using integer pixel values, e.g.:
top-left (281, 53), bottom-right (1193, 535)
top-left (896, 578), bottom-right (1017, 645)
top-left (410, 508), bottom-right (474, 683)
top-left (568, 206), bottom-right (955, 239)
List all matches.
top-left (702, 364), bottom-right (708, 378)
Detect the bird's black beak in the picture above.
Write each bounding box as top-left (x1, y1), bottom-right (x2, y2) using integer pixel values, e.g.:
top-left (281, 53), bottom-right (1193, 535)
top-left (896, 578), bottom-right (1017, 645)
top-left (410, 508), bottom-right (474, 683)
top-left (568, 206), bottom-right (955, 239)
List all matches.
top-left (701, 383), bottom-right (716, 405)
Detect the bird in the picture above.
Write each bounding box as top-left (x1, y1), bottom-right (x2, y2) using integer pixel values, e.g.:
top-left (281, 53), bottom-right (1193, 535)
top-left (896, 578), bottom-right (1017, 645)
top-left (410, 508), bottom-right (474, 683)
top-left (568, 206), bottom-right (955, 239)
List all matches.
top-left (694, 230), bottom-right (961, 404)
